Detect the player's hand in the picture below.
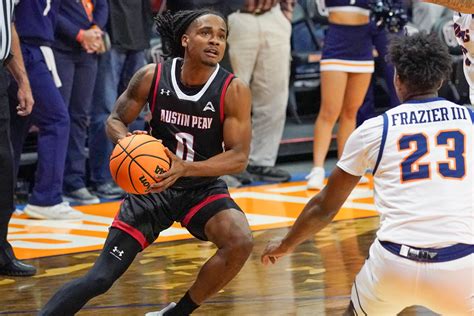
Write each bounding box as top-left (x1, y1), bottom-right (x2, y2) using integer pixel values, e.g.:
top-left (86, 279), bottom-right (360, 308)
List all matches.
top-left (16, 81), bottom-right (34, 116)
top-left (150, 148), bottom-right (186, 193)
top-left (126, 130), bottom-right (148, 137)
top-left (116, 130), bottom-right (148, 143)
top-left (261, 239), bottom-right (293, 266)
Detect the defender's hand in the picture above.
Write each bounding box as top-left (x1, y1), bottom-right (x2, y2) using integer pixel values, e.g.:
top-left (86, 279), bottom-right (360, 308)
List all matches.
top-left (150, 148), bottom-right (186, 193)
top-left (261, 239), bottom-right (293, 266)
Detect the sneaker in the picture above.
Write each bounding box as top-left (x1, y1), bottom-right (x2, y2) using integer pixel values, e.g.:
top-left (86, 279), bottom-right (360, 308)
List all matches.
top-left (231, 170), bottom-right (254, 185)
top-left (145, 302), bottom-right (177, 316)
top-left (246, 165), bottom-right (291, 182)
top-left (24, 202), bottom-right (83, 220)
top-left (63, 188), bottom-right (100, 205)
top-left (306, 167), bottom-right (325, 190)
top-left (93, 182), bottom-right (125, 199)
top-left (220, 175), bottom-right (242, 188)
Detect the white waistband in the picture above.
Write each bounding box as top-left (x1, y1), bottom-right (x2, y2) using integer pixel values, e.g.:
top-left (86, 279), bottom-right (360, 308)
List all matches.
top-left (327, 6), bottom-right (370, 16)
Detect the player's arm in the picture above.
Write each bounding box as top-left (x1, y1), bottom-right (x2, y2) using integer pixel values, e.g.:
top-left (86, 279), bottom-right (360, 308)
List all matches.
top-left (180, 77), bottom-right (251, 175)
top-left (7, 24), bottom-right (34, 116)
top-left (106, 64), bottom-right (155, 144)
top-left (423, 0), bottom-right (474, 13)
top-left (261, 167), bottom-right (360, 265)
top-left (262, 117), bottom-right (379, 265)
top-left (152, 78), bottom-right (251, 192)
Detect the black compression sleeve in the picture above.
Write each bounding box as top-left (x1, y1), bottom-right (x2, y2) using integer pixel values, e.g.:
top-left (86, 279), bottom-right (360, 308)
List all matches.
top-left (39, 228), bottom-right (142, 316)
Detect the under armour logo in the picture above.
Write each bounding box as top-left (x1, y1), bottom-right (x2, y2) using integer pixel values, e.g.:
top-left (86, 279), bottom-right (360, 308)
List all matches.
top-left (203, 101), bottom-right (215, 112)
top-left (110, 246), bottom-right (124, 260)
top-left (160, 89), bottom-right (171, 96)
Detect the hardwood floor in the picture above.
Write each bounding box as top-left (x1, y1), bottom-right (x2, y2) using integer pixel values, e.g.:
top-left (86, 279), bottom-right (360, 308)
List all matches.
top-left (0, 217), bottom-right (437, 315)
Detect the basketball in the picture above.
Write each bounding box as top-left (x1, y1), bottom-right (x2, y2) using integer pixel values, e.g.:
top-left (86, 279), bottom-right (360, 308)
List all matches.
top-left (109, 134), bottom-right (171, 194)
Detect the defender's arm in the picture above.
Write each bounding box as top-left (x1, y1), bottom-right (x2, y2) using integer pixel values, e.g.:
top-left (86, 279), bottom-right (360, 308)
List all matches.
top-left (261, 167), bottom-right (361, 265)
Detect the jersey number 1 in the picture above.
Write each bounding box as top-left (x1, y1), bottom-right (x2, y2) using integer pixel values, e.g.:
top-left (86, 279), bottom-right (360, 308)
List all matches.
top-left (398, 130), bottom-right (466, 182)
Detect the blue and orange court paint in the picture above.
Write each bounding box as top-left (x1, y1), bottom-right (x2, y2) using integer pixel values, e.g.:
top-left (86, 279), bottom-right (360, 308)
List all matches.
top-left (8, 178), bottom-right (377, 260)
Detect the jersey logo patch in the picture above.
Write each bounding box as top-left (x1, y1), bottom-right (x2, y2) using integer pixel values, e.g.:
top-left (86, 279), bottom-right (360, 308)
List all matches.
top-left (160, 89), bottom-right (171, 96)
top-left (203, 101), bottom-right (215, 112)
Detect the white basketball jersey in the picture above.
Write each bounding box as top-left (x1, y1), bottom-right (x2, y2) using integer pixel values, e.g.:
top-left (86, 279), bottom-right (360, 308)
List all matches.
top-left (337, 98), bottom-right (474, 247)
top-left (453, 13), bottom-right (474, 104)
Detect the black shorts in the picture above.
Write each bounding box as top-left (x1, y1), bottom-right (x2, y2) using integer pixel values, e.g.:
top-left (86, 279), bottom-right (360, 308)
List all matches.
top-left (111, 178), bottom-right (242, 249)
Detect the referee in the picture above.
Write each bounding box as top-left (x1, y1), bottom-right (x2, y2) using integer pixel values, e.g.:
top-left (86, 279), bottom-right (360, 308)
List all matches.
top-left (0, 0), bottom-right (35, 276)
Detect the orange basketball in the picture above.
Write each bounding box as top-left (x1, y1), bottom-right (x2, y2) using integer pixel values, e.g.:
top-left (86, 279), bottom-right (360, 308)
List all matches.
top-left (109, 134), bottom-right (171, 194)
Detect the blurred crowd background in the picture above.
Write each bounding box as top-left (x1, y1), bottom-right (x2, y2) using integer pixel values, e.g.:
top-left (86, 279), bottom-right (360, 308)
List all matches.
top-left (11, 0), bottom-right (471, 219)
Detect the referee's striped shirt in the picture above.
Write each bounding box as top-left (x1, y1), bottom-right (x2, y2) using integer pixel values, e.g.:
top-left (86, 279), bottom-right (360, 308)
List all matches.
top-left (0, 0), bottom-right (14, 61)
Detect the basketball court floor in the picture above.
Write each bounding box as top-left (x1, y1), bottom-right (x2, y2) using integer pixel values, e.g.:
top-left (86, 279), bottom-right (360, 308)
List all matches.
top-left (0, 160), bottom-right (438, 315)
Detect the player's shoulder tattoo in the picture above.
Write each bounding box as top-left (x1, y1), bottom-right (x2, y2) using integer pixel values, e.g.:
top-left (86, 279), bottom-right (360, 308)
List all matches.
top-left (128, 64), bottom-right (156, 100)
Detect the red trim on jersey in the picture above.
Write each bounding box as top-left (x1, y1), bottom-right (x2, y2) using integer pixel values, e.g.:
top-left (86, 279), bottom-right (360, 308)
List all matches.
top-left (181, 193), bottom-right (230, 227)
top-left (111, 216), bottom-right (150, 250)
top-left (219, 74), bottom-right (234, 122)
top-left (150, 63), bottom-right (162, 115)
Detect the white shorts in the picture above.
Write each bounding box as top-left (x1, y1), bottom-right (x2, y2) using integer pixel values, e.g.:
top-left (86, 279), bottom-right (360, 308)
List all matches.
top-left (351, 240), bottom-right (474, 315)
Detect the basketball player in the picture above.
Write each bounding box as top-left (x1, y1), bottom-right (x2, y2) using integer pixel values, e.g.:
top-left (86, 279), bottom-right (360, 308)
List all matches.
top-left (423, 0), bottom-right (474, 105)
top-left (262, 33), bottom-right (473, 315)
top-left (452, 12), bottom-right (474, 105)
top-left (40, 9), bottom-right (253, 316)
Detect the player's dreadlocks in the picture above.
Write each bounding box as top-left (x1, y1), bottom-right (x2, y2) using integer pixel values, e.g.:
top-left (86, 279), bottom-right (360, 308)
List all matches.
top-left (387, 32), bottom-right (452, 93)
top-left (154, 9), bottom-right (226, 58)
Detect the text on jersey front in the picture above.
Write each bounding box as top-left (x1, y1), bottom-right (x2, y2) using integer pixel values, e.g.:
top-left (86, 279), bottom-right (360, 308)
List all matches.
top-left (160, 109), bottom-right (213, 129)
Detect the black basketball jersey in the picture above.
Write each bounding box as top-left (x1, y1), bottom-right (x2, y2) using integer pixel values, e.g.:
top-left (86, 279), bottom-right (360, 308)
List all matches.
top-left (148, 58), bottom-right (235, 189)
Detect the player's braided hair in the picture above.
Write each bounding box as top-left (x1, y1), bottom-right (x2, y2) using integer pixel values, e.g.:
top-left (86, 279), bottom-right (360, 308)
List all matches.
top-left (154, 9), bottom-right (226, 58)
top-left (387, 32), bottom-right (452, 93)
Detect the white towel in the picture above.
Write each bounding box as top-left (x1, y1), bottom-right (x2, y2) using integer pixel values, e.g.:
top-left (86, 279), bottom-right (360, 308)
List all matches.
top-left (39, 46), bottom-right (62, 88)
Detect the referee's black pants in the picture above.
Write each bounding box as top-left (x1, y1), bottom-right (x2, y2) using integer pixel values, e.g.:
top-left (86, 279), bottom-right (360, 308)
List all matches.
top-left (0, 65), bottom-right (16, 264)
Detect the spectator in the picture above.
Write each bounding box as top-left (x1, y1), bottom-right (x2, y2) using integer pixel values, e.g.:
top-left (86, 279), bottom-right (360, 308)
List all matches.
top-left (0, 0), bottom-right (36, 276)
top-left (88, 0), bottom-right (152, 199)
top-left (10, 1), bottom-right (82, 219)
top-left (452, 12), bottom-right (474, 105)
top-left (412, 0), bottom-right (448, 32)
top-left (306, 0), bottom-right (373, 190)
top-left (54, 0), bottom-right (108, 205)
top-left (166, 0), bottom-right (244, 15)
top-left (227, 0), bottom-right (295, 184)
top-left (411, 0), bottom-right (473, 105)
